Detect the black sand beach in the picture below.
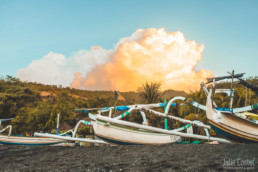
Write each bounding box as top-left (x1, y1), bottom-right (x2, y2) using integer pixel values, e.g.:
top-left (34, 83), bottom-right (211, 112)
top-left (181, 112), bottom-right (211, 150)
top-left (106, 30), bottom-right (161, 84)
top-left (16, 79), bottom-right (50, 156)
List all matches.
top-left (0, 144), bottom-right (257, 171)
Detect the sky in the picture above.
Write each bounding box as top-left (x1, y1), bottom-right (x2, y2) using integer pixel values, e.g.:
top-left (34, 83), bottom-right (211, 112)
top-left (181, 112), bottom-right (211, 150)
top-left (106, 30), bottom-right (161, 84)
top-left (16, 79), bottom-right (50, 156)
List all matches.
top-left (0, 0), bottom-right (258, 90)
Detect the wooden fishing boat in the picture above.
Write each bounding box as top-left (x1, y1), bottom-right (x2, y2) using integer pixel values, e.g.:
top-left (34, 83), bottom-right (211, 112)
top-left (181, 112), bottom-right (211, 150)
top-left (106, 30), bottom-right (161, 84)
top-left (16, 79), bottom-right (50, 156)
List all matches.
top-left (92, 118), bottom-right (180, 145)
top-left (205, 91), bottom-right (258, 143)
top-left (202, 72), bottom-right (258, 143)
top-left (87, 101), bottom-right (230, 145)
top-left (87, 104), bottom-right (178, 145)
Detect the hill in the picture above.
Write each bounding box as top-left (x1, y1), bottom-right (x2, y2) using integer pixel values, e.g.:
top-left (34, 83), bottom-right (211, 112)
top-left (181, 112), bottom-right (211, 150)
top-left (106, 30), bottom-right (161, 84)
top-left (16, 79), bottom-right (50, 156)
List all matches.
top-left (0, 76), bottom-right (186, 134)
top-left (162, 89), bottom-right (187, 99)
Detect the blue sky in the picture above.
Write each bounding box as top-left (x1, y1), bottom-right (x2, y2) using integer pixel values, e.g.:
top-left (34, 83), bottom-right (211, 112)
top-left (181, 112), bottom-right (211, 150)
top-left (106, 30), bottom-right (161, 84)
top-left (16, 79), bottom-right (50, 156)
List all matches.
top-left (0, 0), bottom-right (258, 78)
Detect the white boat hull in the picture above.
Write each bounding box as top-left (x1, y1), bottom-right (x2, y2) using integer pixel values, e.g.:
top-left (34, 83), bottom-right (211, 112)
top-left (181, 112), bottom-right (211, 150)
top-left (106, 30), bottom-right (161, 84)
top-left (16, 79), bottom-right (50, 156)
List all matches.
top-left (92, 120), bottom-right (180, 145)
top-left (0, 135), bottom-right (64, 145)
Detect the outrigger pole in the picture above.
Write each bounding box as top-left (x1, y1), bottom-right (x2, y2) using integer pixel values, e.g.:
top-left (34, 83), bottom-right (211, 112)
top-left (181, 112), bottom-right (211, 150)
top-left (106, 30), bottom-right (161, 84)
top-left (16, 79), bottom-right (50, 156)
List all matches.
top-left (138, 106), bottom-right (211, 129)
top-left (34, 120), bottom-right (107, 144)
top-left (206, 72), bottom-right (245, 84)
top-left (0, 125), bottom-right (12, 137)
top-left (74, 103), bottom-right (178, 114)
top-left (0, 118), bottom-right (13, 128)
top-left (96, 96), bottom-right (210, 129)
top-left (34, 132), bottom-right (107, 144)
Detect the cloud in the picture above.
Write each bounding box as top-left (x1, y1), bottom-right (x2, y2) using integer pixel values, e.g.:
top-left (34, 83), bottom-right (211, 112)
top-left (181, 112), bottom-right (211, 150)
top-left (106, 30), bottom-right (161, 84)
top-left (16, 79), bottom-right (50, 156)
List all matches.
top-left (18, 28), bottom-right (213, 92)
top-left (17, 47), bottom-right (112, 87)
top-left (71, 28), bottom-right (212, 92)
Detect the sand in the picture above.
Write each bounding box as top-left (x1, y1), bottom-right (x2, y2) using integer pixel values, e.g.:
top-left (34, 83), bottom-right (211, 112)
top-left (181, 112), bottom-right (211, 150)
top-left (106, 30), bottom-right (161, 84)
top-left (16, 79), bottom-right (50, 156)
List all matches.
top-left (0, 144), bottom-right (257, 171)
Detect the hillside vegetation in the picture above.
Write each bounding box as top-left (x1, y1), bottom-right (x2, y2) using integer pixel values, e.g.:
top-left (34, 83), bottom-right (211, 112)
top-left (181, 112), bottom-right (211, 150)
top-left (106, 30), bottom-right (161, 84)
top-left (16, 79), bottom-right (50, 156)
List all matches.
top-left (0, 75), bottom-right (257, 135)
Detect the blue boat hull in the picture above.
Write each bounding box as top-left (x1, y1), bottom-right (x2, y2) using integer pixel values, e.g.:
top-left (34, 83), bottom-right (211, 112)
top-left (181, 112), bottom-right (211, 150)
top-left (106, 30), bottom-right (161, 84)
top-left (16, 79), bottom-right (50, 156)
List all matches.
top-left (209, 121), bottom-right (258, 143)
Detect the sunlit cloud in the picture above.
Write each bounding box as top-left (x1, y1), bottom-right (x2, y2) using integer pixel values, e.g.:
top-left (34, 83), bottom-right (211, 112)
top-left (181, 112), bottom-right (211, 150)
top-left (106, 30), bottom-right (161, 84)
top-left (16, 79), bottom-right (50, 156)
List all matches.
top-left (18, 28), bottom-right (213, 92)
top-left (71, 28), bottom-right (212, 92)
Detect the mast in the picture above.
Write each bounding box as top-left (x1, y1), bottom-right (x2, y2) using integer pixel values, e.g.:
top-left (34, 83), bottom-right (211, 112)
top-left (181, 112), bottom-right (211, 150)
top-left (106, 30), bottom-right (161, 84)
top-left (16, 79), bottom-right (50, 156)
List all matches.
top-left (206, 71), bottom-right (245, 112)
top-left (227, 70), bottom-right (235, 112)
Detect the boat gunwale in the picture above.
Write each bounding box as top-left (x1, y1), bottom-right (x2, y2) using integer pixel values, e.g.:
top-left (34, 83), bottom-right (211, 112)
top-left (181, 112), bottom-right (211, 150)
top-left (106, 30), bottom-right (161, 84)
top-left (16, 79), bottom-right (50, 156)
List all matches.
top-left (95, 119), bottom-right (180, 136)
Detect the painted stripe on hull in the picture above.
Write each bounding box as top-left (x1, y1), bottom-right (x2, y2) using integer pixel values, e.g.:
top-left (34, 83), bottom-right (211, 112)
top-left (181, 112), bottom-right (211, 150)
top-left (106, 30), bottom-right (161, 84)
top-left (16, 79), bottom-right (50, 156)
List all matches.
top-left (209, 121), bottom-right (257, 141)
top-left (209, 121), bottom-right (258, 143)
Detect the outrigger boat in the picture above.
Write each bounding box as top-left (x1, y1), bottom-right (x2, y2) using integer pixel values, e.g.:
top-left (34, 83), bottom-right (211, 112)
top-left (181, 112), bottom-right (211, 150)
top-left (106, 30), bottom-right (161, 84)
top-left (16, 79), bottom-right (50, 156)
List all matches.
top-left (184, 71), bottom-right (258, 143)
top-left (0, 118), bottom-right (64, 145)
top-left (84, 102), bottom-right (230, 145)
top-left (36, 101), bottom-right (230, 145)
top-left (36, 104), bottom-right (183, 145)
top-left (90, 103), bottom-right (182, 145)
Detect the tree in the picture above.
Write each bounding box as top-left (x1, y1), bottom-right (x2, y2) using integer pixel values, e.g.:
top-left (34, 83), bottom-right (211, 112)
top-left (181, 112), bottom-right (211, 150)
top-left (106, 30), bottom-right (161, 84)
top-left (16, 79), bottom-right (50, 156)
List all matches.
top-left (139, 82), bottom-right (162, 104)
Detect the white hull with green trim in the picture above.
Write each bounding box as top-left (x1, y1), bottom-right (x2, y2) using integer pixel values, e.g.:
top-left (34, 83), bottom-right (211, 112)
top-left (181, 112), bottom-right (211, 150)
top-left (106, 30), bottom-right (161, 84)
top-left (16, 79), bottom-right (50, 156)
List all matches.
top-left (92, 119), bottom-right (181, 145)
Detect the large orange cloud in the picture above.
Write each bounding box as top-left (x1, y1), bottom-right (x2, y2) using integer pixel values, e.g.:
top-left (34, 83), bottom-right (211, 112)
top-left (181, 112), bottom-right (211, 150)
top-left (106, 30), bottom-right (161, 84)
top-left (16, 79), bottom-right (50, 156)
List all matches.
top-left (71, 28), bottom-right (213, 92)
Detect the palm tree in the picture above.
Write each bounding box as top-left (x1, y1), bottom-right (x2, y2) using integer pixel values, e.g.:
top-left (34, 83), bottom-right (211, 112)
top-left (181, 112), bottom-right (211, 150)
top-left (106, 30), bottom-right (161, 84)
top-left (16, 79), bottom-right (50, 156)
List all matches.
top-left (139, 82), bottom-right (162, 104)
